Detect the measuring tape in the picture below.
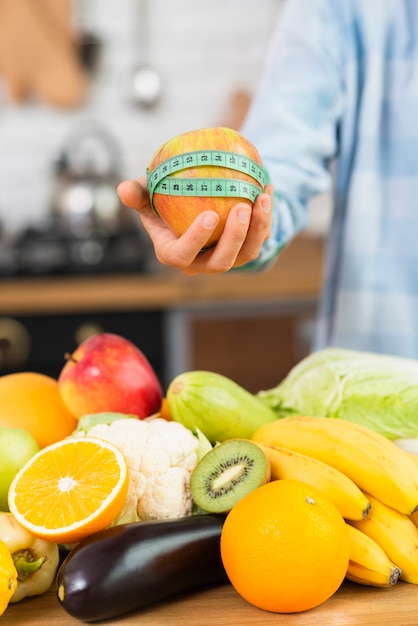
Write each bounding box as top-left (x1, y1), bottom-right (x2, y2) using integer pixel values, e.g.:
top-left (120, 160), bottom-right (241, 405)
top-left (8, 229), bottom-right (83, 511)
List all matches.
top-left (147, 149), bottom-right (267, 207)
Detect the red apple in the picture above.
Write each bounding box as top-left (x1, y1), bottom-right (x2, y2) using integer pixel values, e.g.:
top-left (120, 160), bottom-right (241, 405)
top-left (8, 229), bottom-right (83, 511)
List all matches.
top-left (58, 333), bottom-right (163, 420)
top-left (147, 127), bottom-right (265, 247)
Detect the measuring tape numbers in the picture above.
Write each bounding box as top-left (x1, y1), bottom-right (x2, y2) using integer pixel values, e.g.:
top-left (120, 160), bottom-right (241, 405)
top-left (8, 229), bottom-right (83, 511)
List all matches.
top-left (147, 149), bottom-right (267, 208)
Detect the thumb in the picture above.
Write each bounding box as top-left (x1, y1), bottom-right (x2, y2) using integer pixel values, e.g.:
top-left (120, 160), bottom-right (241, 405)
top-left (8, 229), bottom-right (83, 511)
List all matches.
top-left (117, 176), bottom-right (150, 211)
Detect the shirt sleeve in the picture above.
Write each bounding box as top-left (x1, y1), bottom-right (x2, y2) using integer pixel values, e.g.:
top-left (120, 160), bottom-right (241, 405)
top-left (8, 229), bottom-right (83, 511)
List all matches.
top-left (240, 0), bottom-right (347, 270)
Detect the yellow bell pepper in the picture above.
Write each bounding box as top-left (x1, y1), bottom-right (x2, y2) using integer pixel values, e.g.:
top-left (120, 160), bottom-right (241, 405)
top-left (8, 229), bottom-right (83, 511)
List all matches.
top-left (0, 538), bottom-right (17, 616)
top-left (0, 513), bottom-right (59, 602)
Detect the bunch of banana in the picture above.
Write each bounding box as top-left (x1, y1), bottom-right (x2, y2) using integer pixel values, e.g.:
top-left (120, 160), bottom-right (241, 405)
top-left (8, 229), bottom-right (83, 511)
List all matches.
top-left (345, 524), bottom-right (401, 587)
top-left (252, 416), bottom-right (418, 516)
top-left (350, 494), bottom-right (418, 585)
top-left (252, 415), bottom-right (418, 588)
top-left (253, 441), bottom-right (370, 521)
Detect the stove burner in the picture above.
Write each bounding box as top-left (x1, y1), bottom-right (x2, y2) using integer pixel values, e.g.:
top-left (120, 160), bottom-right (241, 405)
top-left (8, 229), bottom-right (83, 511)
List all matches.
top-left (0, 220), bottom-right (151, 278)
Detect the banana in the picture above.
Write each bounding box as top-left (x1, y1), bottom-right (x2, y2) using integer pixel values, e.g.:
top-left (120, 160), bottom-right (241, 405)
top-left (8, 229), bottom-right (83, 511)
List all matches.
top-left (345, 523), bottom-right (401, 587)
top-left (409, 454), bottom-right (418, 529)
top-left (252, 416), bottom-right (418, 515)
top-left (350, 493), bottom-right (418, 585)
top-left (253, 441), bottom-right (370, 520)
top-left (408, 452), bottom-right (418, 470)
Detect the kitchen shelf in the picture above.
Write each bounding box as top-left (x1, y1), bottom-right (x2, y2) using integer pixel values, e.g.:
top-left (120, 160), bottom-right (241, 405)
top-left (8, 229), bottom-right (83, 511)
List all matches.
top-left (0, 236), bottom-right (324, 390)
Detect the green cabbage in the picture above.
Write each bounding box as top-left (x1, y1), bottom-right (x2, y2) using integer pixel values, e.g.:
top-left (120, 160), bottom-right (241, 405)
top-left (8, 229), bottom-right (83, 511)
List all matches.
top-left (257, 347), bottom-right (418, 440)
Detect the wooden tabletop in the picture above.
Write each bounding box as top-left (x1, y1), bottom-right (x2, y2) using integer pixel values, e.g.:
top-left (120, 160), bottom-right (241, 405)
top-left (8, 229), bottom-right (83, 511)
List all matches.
top-left (3, 580), bottom-right (418, 625)
top-left (0, 236), bottom-right (324, 315)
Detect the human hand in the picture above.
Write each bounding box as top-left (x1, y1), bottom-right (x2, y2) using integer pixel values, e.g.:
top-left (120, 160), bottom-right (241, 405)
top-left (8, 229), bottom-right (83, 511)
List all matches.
top-left (117, 177), bottom-right (273, 276)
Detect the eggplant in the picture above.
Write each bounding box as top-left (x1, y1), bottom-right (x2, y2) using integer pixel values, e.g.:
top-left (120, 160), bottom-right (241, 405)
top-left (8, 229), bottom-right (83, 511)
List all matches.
top-left (56, 514), bottom-right (227, 622)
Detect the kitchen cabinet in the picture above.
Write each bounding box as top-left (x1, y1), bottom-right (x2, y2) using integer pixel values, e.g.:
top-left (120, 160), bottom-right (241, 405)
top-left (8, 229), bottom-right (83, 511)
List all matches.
top-left (0, 236), bottom-right (324, 390)
top-left (166, 303), bottom-right (316, 393)
top-left (0, 310), bottom-right (166, 382)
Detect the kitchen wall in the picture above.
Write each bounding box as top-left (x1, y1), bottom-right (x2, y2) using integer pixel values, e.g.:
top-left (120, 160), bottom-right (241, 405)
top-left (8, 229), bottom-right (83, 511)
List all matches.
top-left (0, 0), bottom-right (287, 233)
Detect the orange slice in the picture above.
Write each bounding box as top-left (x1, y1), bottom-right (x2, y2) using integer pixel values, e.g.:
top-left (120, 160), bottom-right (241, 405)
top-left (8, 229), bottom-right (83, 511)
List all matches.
top-left (8, 437), bottom-right (129, 544)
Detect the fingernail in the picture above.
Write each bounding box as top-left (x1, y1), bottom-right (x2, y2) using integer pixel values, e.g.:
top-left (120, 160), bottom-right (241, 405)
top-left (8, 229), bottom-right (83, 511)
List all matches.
top-left (237, 207), bottom-right (251, 224)
top-left (262, 197), bottom-right (271, 213)
top-left (201, 212), bottom-right (219, 229)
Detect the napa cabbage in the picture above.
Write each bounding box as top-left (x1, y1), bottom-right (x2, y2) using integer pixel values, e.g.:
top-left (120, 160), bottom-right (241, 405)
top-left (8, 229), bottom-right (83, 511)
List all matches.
top-left (257, 347), bottom-right (418, 442)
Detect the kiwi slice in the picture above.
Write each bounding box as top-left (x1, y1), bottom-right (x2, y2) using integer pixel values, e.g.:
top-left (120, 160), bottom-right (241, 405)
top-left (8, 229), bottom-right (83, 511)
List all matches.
top-left (190, 439), bottom-right (271, 513)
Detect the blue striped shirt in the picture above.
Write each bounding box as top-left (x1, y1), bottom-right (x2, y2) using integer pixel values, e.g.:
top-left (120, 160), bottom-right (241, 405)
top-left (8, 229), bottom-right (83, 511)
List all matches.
top-left (242, 0), bottom-right (418, 358)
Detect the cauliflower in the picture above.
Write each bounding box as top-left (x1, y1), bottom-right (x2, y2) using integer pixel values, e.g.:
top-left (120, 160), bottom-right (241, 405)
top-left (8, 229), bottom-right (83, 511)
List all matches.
top-left (74, 416), bottom-right (200, 523)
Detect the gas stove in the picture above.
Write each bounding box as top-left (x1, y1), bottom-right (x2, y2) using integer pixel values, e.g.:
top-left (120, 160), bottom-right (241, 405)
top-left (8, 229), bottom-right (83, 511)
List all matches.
top-left (0, 218), bottom-right (151, 278)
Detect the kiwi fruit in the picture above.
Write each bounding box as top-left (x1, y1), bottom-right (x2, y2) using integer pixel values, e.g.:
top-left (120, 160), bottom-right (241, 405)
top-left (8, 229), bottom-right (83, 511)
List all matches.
top-left (190, 439), bottom-right (271, 513)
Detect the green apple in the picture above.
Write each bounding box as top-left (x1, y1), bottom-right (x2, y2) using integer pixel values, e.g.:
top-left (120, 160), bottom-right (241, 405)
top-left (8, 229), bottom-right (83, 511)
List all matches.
top-left (147, 127), bottom-right (265, 248)
top-left (0, 427), bottom-right (40, 511)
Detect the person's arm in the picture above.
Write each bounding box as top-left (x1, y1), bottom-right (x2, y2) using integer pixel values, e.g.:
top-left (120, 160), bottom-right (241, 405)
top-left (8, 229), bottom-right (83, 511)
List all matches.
top-left (118, 0), bottom-right (345, 276)
top-left (240, 0), bottom-right (346, 271)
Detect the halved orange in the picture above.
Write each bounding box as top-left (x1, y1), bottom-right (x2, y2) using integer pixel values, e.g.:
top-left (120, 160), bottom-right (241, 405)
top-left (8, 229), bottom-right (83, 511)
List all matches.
top-left (8, 437), bottom-right (129, 544)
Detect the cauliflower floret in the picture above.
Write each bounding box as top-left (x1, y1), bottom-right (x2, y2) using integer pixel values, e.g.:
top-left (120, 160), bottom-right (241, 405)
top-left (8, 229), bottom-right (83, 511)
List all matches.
top-left (75, 417), bottom-right (200, 522)
top-left (137, 467), bottom-right (193, 520)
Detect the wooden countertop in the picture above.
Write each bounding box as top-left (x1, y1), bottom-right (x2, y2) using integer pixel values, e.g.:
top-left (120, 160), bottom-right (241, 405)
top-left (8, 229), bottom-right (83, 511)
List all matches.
top-left (2, 580), bottom-right (418, 625)
top-left (0, 236), bottom-right (324, 316)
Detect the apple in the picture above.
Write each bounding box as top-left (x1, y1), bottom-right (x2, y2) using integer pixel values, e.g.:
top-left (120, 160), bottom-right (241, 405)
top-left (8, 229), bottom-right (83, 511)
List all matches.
top-left (0, 427), bottom-right (40, 511)
top-left (58, 333), bottom-right (163, 420)
top-left (147, 127), bottom-right (265, 247)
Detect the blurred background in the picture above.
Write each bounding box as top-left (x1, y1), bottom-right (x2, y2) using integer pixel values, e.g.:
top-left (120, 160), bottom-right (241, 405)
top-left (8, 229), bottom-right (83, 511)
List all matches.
top-left (0, 0), bottom-right (287, 231)
top-left (0, 0), bottom-right (330, 392)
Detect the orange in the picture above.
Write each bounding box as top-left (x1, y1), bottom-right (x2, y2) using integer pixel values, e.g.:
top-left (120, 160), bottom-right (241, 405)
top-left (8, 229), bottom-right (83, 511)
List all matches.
top-left (158, 397), bottom-right (172, 421)
top-left (8, 437), bottom-right (129, 544)
top-left (220, 479), bottom-right (350, 613)
top-left (0, 372), bottom-right (78, 448)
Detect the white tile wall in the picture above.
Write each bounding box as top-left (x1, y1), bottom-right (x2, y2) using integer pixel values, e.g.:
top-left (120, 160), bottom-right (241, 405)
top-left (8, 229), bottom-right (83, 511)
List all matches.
top-left (0, 0), bottom-right (283, 231)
